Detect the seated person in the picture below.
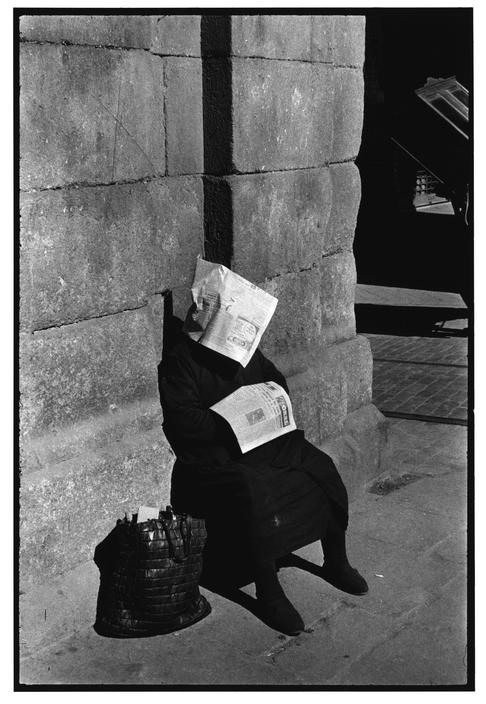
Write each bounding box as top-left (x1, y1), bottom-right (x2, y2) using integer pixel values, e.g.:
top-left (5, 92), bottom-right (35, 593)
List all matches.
top-left (160, 259), bottom-right (368, 636)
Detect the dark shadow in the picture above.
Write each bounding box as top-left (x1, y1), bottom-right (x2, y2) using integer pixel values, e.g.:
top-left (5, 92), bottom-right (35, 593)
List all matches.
top-left (201, 15), bottom-right (232, 176)
top-left (355, 303), bottom-right (468, 337)
top-left (160, 291), bottom-right (184, 367)
top-left (201, 552), bottom-right (337, 632)
top-left (355, 9), bottom-right (472, 312)
top-left (92, 525), bottom-right (123, 637)
top-left (200, 15), bottom-right (234, 267)
top-left (276, 552), bottom-right (324, 578)
top-left (203, 177), bottom-right (233, 267)
top-left (355, 210), bottom-right (471, 301)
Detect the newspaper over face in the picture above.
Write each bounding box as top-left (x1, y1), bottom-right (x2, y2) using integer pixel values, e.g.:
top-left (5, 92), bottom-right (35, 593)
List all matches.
top-left (210, 382), bottom-right (296, 454)
top-left (183, 258), bottom-right (278, 367)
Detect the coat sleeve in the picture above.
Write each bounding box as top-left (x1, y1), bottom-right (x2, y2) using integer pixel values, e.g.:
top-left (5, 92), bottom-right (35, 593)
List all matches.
top-left (256, 350), bottom-right (290, 394)
top-left (160, 351), bottom-right (232, 447)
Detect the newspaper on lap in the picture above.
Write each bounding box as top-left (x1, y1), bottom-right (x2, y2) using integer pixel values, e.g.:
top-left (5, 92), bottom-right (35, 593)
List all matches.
top-left (211, 382), bottom-right (297, 453)
top-left (183, 257), bottom-right (278, 367)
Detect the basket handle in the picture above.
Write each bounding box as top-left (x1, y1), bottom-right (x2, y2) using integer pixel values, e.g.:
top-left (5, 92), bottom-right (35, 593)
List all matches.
top-left (159, 507), bottom-right (192, 562)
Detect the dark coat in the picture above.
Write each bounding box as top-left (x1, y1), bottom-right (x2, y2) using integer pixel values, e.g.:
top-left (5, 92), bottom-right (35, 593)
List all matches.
top-left (159, 335), bottom-right (348, 575)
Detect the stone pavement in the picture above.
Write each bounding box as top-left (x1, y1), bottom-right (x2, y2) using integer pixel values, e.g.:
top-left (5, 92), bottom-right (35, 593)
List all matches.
top-left (367, 334), bottom-right (468, 423)
top-left (19, 417), bottom-right (468, 687)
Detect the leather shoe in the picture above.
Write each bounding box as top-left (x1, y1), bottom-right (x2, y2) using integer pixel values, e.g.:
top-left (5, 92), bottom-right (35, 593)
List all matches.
top-left (258, 594), bottom-right (305, 635)
top-left (320, 563), bottom-right (369, 595)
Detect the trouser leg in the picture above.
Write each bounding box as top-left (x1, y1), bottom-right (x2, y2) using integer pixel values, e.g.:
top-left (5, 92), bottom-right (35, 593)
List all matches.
top-left (319, 507), bottom-right (369, 595)
top-left (320, 507), bottom-right (351, 568)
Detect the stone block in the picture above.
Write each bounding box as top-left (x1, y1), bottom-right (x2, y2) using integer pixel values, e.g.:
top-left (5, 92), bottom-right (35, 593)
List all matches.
top-left (20, 44), bottom-right (165, 189)
top-left (150, 15), bottom-right (201, 56)
top-left (20, 309), bottom-right (161, 439)
top-left (231, 169), bottom-right (332, 281)
top-left (232, 58), bottom-right (334, 172)
top-left (310, 16), bottom-right (335, 62)
top-left (326, 162), bottom-right (361, 253)
top-left (259, 267), bottom-right (323, 364)
top-left (322, 403), bottom-right (388, 500)
top-left (280, 338), bottom-right (374, 446)
top-left (21, 398), bottom-right (164, 475)
top-left (19, 428), bottom-right (174, 591)
top-left (231, 15), bottom-right (312, 60)
top-left (339, 335), bottom-right (373, 410)
top-left (20, 560), bottom-right (100, 658)
top-left (259, 254), bottom-right (356, 365)
top-left (165, 58), bottom-right (204, 175)
top-left (20, 178), bottom-right (203, 330)
top-left (288, 352), bottom-right (347, 445)
top-left (333, 15), bottom-right (366, 67)
top-left (311, 15), bottom-right (365, 66)
top-left (19, 14), bottom-right (152, 48)
top-left (320, 252), bottom-right (357, 343)
top-left (332, 68), bottom-right (364, 163)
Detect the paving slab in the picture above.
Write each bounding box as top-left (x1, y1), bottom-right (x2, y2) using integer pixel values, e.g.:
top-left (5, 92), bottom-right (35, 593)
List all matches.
top-left (356, 285), bottom-right (466, 309)
top-left (365, 334), bottom-right (468, 422)
top-left (19, 417), bottom-right (469, 687)
top-left (270, 604), bottom-right (396, 685)
top-left (333, 613), bottom-right (467, 686)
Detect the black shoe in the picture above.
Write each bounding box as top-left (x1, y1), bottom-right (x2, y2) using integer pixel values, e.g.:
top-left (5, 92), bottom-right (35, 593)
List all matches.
top-left (320, 563), bottom-right (369, 595)
top-left (257, 594), bottom-right (305, 636)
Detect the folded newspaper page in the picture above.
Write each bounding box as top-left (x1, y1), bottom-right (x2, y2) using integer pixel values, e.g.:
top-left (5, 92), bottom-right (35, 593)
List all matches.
top-left (211, 382), bottom-right (296, 453)
top-left (183, 257), bottom-right (278, 367)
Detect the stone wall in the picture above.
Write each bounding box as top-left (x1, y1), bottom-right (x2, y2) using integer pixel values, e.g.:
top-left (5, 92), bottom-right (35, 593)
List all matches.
top-left (19, 14), bottom-right (386, 654)
top-left (19, 15), bottom-right (205, 652)
top-left (201, 15), bottom-right (386, 495)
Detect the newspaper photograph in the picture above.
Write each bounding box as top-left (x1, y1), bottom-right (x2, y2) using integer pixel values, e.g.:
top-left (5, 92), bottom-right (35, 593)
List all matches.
top-left (210, 382), bottom-right (297, 453)
top-left (183, 257), bottom-right (278, 367)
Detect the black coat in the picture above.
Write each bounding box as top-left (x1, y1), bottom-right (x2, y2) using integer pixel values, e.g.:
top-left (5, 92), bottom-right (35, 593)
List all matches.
top-left (159, 335), bottom-right (348, 573)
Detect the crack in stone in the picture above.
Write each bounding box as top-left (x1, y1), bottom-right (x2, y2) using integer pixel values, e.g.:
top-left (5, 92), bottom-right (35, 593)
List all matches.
top-left (20, 37), bottom-right (199, 59)
top-left (19, 174), bottom-right (195, 194)
top-left (263, 599), bottom-right (345, 660)
top-left (111, 74), bottom-right (123, 181)
top-left (29, 294), bottom-right (171, 334)
top-left (260, 251), bottom-right (347, 285)
top-left (20, 164), bottom-right (356, 195)
top-left (230, 159), bottom-right (357, 177)
top-left (162, 60), bottom-right (169, 176)
top-left (92, 92), bottom-right (158, 173)
top-left (220, 53), bottom-right (363, 70)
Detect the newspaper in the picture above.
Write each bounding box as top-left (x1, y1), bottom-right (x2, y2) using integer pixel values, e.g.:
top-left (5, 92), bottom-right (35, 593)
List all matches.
top-left (211, 382), bottom-right (296, 453)
top-left (184, 257), bottom-right (278, 367)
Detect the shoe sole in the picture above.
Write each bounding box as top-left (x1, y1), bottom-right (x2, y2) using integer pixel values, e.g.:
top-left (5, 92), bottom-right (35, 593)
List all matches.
top-left (320, 572), bottom-right (369, 596)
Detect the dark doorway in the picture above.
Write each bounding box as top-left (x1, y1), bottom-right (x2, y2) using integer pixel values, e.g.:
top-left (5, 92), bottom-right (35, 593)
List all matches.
top-left (354, 9), bottom-right (472, 305)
